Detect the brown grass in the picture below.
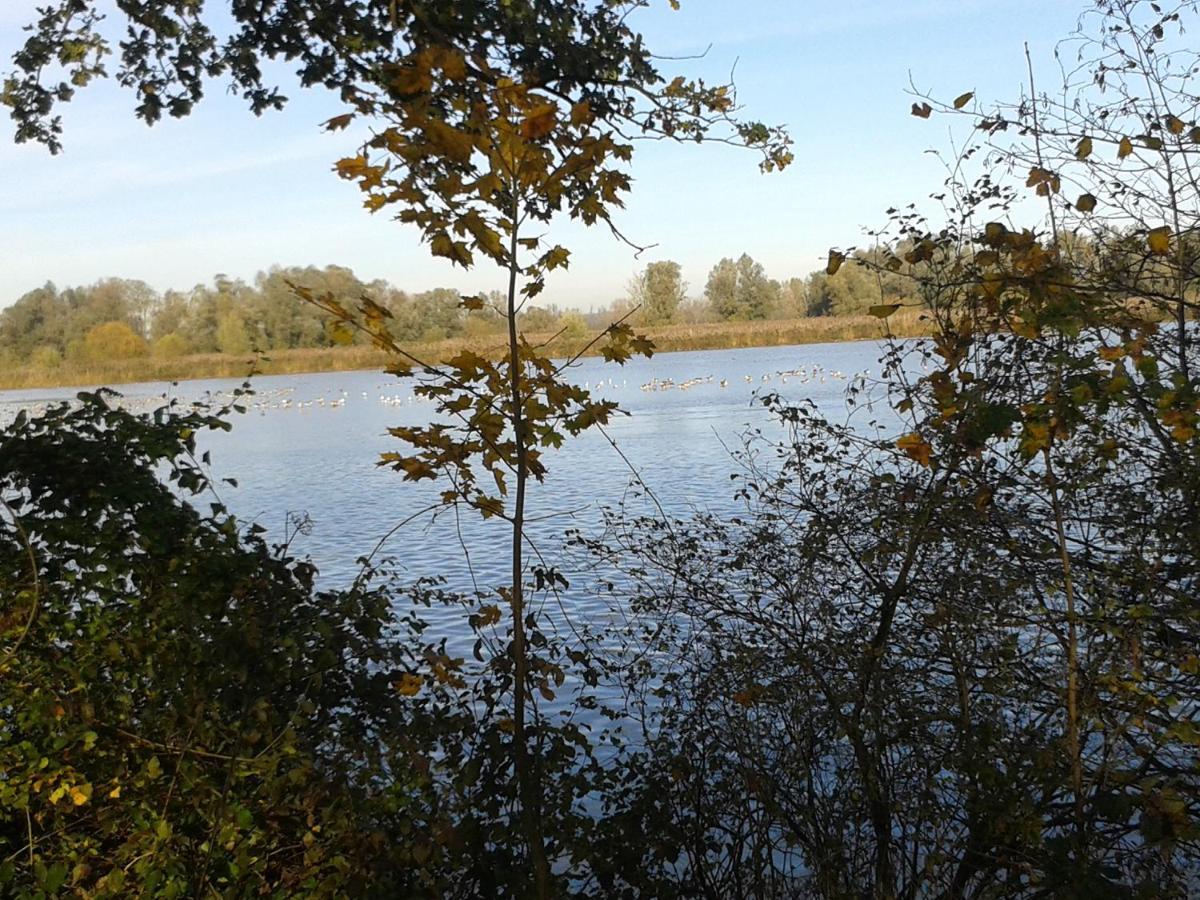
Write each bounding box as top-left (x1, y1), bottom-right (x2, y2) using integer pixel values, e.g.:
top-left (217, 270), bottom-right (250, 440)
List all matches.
top-left (0, 310), bottom-right (931, 391)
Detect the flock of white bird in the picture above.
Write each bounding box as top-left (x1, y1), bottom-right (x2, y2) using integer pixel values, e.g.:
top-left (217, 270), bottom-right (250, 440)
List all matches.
top-left (639, 364), bottom-right (865, 393)
top-left (0, 364), bottom-right (873, 424)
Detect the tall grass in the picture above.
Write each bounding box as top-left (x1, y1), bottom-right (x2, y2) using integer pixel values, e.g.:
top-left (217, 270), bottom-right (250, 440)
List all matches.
top-left (0, 310), bottom-right (930, 391)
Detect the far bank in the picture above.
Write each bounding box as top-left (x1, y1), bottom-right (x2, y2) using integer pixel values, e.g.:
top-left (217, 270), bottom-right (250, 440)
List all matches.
top-left (0, 311), bottom-right (929, 392)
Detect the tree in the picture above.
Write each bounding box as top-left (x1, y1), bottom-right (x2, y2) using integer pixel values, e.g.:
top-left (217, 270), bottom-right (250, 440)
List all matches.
top-left (704, 253), bottom-right (780, 319)
top-left (596, 2), bottom-right (1200, 894)
top-left (152, 332), bottom-right (189, 358)
top-left (79, 321), bottom-right (147, 361)
top-left (629, 260), bottom-right (687, 325)
top-left (215, 312), bottom-right (252, 355)
top-left (294, 15), bottom-right (789, 895)
top-left (11, 2), bottom-right (791, 895)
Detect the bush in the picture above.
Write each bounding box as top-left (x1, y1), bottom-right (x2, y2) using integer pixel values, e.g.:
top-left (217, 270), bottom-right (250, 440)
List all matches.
top-left (80, 321), bottom-right (148, 361)
top-left (151, 332), bottom-right (190, 358)
top-left (28, 346), bottom-right (61, 368)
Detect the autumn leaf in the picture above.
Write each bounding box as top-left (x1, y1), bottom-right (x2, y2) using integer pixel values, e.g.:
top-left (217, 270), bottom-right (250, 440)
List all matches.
top-left (1148, 226), bottom-right (1171, 255)
top-left (543, 246), bottom-right (571, 270)
top-left (983, 222), bottom-right (1007, 244)
top-left (953, 91), bottom-right (973, 109)
top-left (868, 304), bottom-right (901, 318)
top-left (394, 673), bottom-right (423, 696)
top-left (521, 103), bottom-right (558, 140)
top-left (1118, 136), bottom-right (1134, 159)
top-left (570, 100), bottom-right (593, 126)
top-left (323, 113), bottom-right (354, 132)
top-left (1167, 115), bottom-right (1185, 135)
top-left (1076, 193), bottom-right (1097, 213)
top-left (826, 250), bottom-right (846, 275)
top-left (911, 102), bottom-right (932, 119)
top-left (1075, 136), bottom-right (1093, 159)
top-left (460, 294), bottom-right (485, 311)
top-left (896, 432), bottom-right (932, 467)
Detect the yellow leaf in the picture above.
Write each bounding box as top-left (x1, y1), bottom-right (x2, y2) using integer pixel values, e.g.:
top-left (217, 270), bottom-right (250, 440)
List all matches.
top-left (570, 100), bottom-right (593, 126)
top-left (1148, 226), bottom-right (1171, 255)
top-left (460, 294), bottom-right (485, 311)
top-left (436, 47), bottom-right (467, 82)
top-left (1167, 115), bottom-right (1185, 135)
top-left (953, 91), bottom-right (973, 109)
top-left (335, 154), bottom-right (369, 180)
top-left (474, 604), bottom-right (502, 627)
top-left (391, 63), bottom-right (432, 95)
top-left (1171, 424), bottom-right (1195, 442)
top-left (896, 432), bottom-right (932, 467)
top-left (394, 673), bottom-right (423, 696)
top-left (1118, 136), bottom-right (1134, 159)
top-left (868, 304), bottom-right (901, 318)
top-left (108, 785), bottom-right (121, 799)
top-left (1190, 126), bottom-right (1200, 144)
top-left (911, 102), bottom-right (932, 119)
top-left (543, 246), bottom-right (571, 270)
top-left (826, 250), bottom-right (846, 276)
top-left (69, 785), bottom-right (91, 806)
top-left (426, 120), bottom-right (474, 163)
top-left (1076, 193), bottom-right (1097, 213)
top-left (1075, 136), bottom-right (1093, 159)
top-left (521, 103), bottom-right (558, 140)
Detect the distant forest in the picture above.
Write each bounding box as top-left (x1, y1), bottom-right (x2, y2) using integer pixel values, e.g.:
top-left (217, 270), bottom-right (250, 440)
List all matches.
top-left (0, 252), bottom-right (925, 369)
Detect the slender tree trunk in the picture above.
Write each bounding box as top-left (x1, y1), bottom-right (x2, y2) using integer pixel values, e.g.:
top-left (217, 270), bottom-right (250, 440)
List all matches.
top-left (1043, 449), bottom-right (1086, 863)
top-left (505, 200), bottom-right (551, 897)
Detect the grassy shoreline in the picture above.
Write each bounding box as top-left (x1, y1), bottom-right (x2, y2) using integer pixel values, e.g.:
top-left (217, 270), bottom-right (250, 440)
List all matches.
top-left (0, 310), bottom-right (929, 391)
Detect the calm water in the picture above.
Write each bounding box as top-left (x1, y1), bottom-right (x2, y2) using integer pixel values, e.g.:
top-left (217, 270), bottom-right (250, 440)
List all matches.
top-left (1, 339), bottom-right (907, 649)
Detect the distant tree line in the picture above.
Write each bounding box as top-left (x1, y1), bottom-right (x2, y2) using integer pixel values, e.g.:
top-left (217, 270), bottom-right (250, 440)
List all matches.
top-left (0, 267), bottom-right (518, 370)
top-left (0, 249), bottom-right (931, 369)
top-left (609, 251), bottom-right (925, 327)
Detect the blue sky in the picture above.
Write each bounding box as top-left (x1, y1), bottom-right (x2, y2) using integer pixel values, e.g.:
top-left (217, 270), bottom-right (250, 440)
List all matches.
top-left (0, 0), bottom-right (1082, 310)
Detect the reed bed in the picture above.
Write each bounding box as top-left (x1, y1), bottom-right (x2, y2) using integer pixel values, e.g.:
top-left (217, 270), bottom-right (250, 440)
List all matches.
top-left (0, 310), bottom-right (931, 391)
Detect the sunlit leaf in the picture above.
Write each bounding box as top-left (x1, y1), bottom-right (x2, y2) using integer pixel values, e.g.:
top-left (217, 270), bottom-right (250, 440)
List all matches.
top-left (1148, 226), bottom-right (1171, 254)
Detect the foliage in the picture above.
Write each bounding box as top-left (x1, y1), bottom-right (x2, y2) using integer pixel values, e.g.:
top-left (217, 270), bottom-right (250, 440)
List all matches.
top-left (79, 321), bottom-right (147, 362)
top-left (705, 253), bottom-right (781, 320)
top-left (28, 346), bottom-right (61, 369)
top-left (0, 395), bottom-right (704, 897)
top-left (628, 261), bottom-right (687, 325)
top-left (572, 1), bottom-right (1200, 896)
top-left (151, 333), bottom-right (189, 359)
top-left (0, 393), bottom-right (408, 896)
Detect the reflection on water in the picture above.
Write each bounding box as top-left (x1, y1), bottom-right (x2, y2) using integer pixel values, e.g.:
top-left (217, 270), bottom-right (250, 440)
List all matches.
top-left (0, 339), bottom-right (910, 648)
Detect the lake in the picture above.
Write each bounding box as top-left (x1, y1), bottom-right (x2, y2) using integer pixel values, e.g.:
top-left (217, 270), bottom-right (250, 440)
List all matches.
top-left (0, 339), bottom-right (910, 650)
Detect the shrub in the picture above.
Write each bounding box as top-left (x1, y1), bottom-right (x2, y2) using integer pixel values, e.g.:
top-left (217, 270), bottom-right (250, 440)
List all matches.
top-left (152, 332), bottom-right (190, 358)
top-left (80, 321), bottom-right (148, 361)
